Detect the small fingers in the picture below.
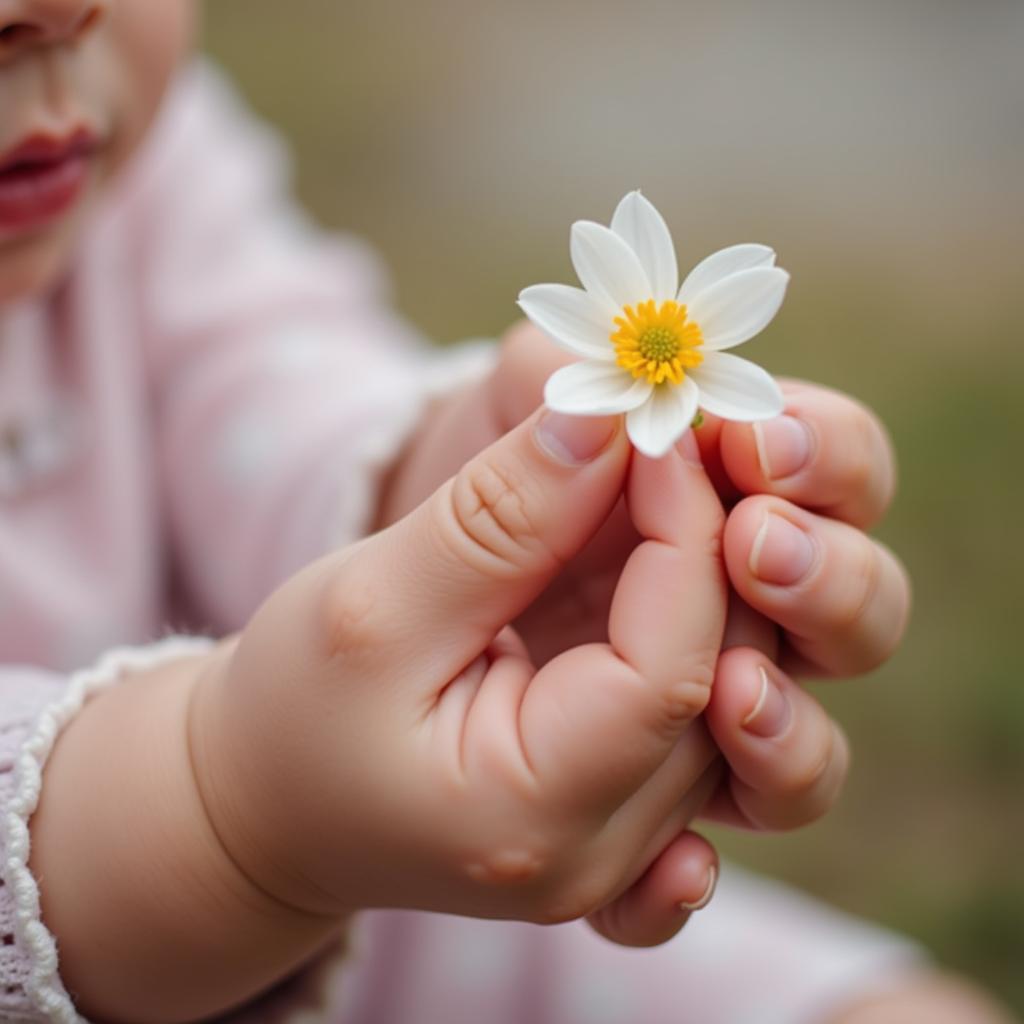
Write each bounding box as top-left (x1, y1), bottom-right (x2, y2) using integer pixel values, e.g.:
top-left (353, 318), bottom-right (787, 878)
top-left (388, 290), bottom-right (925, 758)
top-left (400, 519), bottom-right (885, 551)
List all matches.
top-left (586, 831), bottom-right (719, 948)
top-left (520, 434), bottom-right (727, 811)
top-left (717, 381), bottom-right (897, 530)
top-left (609, 438), bottom-right (728, 697)
top-left (703, 648), bottom-right (850, 831)
top-left (724, 496), bottom-right (911, 678)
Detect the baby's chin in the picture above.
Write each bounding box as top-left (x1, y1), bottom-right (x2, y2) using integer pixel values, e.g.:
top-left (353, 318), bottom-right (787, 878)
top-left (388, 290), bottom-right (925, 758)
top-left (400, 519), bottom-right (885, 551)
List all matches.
top-left (0, 189), bottom-right (98, 306)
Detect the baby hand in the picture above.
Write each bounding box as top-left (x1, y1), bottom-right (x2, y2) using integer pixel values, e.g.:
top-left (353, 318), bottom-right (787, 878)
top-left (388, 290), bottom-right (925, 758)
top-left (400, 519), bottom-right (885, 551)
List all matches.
top-left (382, 321), bottom-right (910, 852)
top-left (381, 324), bottom-right (908, 684)
top-left (191, 405), bottom-right (728, 926)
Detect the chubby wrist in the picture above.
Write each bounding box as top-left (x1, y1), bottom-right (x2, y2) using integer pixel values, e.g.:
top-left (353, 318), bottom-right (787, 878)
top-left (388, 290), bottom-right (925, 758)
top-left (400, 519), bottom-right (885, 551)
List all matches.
top-left (30, 640), bottom-right (340, 1023)
top-left (187, 618), bottom-right (360, 919)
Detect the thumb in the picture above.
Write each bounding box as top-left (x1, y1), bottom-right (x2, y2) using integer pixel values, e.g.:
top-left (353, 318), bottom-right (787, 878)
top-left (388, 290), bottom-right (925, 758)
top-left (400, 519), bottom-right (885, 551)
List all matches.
top-left (346, 407), bottom-right (631, 679)
top-left (517, 432), bottom-right (728, 810)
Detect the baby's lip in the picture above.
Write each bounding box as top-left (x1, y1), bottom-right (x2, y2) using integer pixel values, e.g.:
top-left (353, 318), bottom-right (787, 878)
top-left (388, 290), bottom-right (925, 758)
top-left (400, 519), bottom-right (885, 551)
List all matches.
top-left (0, 127), bottom-right (99, 173)
top-left (0, 126), bottom-right (101, 235)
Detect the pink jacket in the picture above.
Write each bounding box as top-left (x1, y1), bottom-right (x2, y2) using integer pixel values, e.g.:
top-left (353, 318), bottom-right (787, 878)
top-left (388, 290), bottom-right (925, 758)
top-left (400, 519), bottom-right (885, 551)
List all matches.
top-left (0, 61), bottom-right (488, 1021)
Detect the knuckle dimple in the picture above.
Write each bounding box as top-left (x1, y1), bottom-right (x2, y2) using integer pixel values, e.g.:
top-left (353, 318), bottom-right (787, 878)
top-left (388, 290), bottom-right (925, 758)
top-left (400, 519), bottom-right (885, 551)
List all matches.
top-left (464, 846), bottom-right (550, 888)
top-left (449, 458), bottom-right (556, 575)
top-left (319, 575), bottom-right (386, 662)
top-left (463, 835), bottom-right (619, 926)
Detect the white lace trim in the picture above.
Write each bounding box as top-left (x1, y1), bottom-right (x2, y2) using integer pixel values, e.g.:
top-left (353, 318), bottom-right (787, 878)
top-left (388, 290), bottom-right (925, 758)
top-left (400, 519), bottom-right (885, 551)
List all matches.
top-left (2, 636), bottom-right (215, 1022)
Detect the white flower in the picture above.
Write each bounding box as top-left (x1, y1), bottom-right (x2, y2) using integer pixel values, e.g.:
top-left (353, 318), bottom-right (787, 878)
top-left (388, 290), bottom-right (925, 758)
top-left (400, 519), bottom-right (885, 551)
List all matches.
top-left (518, 191), bottom-right (788, 458)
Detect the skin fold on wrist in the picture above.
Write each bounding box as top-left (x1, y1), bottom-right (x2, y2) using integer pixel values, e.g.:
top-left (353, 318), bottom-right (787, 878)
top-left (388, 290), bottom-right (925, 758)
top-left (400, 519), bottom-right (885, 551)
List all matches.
top-left (29, 643), bottom-right (341, 1023)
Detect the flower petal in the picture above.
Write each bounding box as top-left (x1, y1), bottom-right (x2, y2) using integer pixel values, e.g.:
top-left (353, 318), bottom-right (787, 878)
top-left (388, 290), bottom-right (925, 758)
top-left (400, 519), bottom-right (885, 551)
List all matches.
top-left (570, 220), bottom-right (652, 318)
top-left (625, 379), bottom-right (699, 459)
top-left (517, 284), bottom-right (616, 361)
top-left (610, 191), bottom-right (679, 303)
top-left (678, 244), bottom-right (777, 306)
top-left (545, 361), bottom-right (653, 416)
top-left (691, 352), bottom-right (784, 421)
top-left (686, 267), bottom-right (790, 351)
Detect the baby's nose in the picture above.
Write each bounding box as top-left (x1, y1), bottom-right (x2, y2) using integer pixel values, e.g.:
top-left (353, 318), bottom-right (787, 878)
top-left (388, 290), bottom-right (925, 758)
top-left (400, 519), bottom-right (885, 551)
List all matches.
top-left (0, 0), bottom-right (104, 56)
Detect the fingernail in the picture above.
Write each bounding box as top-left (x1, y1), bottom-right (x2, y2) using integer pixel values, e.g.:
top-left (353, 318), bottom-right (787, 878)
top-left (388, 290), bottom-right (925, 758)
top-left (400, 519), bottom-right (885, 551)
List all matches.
top-left (677, 429), bottom-right (702, 467)
top-left (754, 416), bottom-right (813, 480)
top-left (680, 865), bottom-right (718, 912)
top-left (742, 666), bottom-right (792, 738)
top-left (534, 411), bottom-right (617, 466)
top-left (749, 513), bottom-right (816, 586)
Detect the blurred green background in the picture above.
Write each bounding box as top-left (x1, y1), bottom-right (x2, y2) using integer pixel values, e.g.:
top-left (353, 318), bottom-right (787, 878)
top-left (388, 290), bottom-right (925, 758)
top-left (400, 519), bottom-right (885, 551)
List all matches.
top-left (203, 0), bottom-right (1023, 1011)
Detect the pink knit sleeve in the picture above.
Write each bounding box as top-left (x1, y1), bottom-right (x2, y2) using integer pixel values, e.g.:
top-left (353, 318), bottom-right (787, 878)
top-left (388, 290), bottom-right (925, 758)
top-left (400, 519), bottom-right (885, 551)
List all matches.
top-left (132, 63), bottom-right (493, 634)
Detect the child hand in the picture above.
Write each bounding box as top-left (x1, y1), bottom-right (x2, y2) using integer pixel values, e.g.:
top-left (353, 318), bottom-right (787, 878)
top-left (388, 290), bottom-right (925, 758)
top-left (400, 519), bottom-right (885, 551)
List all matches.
top-left (192, 405), bottom-right (729, 929)
top-left (380, 322), bottom-right (909, 861)
top-left (34, 355), bottom-right (873, 1023)
top-left (384, 323), bottom-right (909, 682)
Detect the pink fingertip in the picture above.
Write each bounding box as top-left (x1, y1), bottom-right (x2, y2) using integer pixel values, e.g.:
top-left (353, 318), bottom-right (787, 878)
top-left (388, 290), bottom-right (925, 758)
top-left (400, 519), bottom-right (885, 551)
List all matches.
top-left (535, 411), bottom-right (618, 466)
top-left (753, 416), bottom-right (813, 480)
top-left (749, 513), bottom-right (815, 586)
top-left (742, 666), bottom-right (792, 739)
top-left (679, 864), bottom-right (718, 912)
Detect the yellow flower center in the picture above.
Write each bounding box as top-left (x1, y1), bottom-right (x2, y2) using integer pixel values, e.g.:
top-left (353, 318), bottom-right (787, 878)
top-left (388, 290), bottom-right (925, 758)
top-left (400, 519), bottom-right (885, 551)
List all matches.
top-left (612, 299), bottom-right (704, 386)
